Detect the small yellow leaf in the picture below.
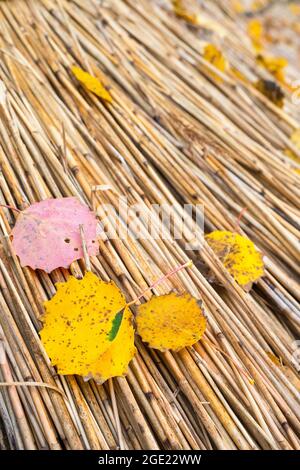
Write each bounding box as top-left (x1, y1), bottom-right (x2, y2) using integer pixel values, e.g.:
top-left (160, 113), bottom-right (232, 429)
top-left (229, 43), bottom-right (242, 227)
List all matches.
top-left (71, 66), bottom-right (112, 102)
top-left (255, 79), bottom-right (284, 107)
top-left (171, 0), bottom-right (200, 25)
top-left (289, 129), bottom-right (300, 148)
top-left (256, 54), bottom-right (287, 83)
top-left (289, 3), bottom-right (300, 15)
top-left (203, 44), bottom-right (227, 81)
top-left (136, 293), bottom-right (206, 351)
top-left (248, 19), bottom-right (263, 52)
top-left (40, 272), bottom-right (126, 375)
top-left (85, 307), bottom-right (136, 383)
top-left (205, 231), bottom-right (264, 288)
top-left (232, 0), bottom-right (245, 13)
top-left (230, 67), bottom-right (248, 83)
top-left (266, 351), bottom-right (283, 367)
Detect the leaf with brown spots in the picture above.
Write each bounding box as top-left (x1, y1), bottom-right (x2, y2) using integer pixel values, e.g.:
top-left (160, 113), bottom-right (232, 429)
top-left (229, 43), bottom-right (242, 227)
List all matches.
top-left (136, 293), bottom-right (206, 351)
top-left (85, 306), bottom-right (136, 384)
top-left (205, 230), bottom-right (264, 289)
top-left (40, 272), bottom-right (128, 376)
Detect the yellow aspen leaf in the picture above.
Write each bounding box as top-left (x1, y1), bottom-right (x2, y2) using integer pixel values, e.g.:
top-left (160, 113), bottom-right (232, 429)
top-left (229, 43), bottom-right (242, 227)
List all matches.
top-left (203, 44), bottom-right (227, 81)
top-left (85, 307), bottom-right (136, 383)
top-left (40, 272), bottom-right (127, 375)
top-left (230, 67), bottom-right (248, 83)
top-left (256, 54), bottom-right (287, 83)
top-left (251, 0), bottom-right (269, 11)
top-left (71, 66), bottom-right (112, 102)
top-left (289, 3), bottom-right (300, 15)
top-left (232, 0), bottom-right (245, 13)
top-left (289, 129), bottom-right (300, 149)
top-left (205, 231), bottom-right (264, 288)
top-left (247, 19), bottom-right (263, 52)
top-left (255, 79), bottom-right (284, 107)
top-left (171, 1), bottom-right (200, 25)
top-left (266, 352), bottom-right (283, 367)
top-left (136, 293), bottom-right (206, 351)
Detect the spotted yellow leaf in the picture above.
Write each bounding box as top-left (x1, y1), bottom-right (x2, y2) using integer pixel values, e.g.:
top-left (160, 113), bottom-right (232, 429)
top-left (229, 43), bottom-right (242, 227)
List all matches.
top-left (71, 66), bottom-right (112, 102)
top-left (136, 293), bottom-right (206, 351)
top-left (40, 272), bottom-right (127, 375)
top-left (256, 54), bottom-right (287, 83)
top-left (205, 231), bottom-right (264, 288)
top-left (85, 306), bottom-right (136, 383)
top-left (203, 44), bottom-right (227, 81)
top-left (255, 79), bottom-right (284, 107)
top-left (171, 0), bottom-right (200, 25)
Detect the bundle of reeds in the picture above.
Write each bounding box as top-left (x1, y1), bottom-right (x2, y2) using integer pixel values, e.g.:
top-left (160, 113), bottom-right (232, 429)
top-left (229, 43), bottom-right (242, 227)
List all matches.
top-left (0, 0), bottom-right (299, 450)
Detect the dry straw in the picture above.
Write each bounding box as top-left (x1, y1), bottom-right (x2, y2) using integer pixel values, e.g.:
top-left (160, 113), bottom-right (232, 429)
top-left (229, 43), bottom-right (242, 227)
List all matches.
top-left (0, 0), bottom-right (299, 450)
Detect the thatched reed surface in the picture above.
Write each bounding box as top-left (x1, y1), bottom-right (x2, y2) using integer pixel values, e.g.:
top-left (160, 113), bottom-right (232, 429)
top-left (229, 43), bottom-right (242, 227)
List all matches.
top-left (0, 0), bottom-right (299, 450)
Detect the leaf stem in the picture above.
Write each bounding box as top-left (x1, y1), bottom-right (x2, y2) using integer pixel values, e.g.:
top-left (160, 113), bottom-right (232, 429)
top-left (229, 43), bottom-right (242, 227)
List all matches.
top-left (127, 260), bottom-right (193, 307)
top-left (0, 204), bottom-right (22, 214)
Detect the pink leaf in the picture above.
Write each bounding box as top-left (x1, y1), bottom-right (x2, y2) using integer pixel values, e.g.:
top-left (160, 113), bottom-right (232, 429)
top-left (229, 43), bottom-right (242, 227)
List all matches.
top-left (12, 197), bottom-right (98, 272)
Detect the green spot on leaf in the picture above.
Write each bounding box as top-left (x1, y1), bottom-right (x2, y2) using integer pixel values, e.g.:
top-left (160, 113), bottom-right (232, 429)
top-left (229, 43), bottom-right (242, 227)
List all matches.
top-left (108, 309), bottom-right (124, 341)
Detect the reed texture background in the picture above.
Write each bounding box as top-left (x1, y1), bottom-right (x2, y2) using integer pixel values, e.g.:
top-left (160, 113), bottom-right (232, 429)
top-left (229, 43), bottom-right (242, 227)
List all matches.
top-left (0, 0), bottom-right (299, 450)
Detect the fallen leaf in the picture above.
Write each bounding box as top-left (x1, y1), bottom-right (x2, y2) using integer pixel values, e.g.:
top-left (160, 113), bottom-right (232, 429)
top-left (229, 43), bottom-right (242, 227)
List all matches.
top-left (255, 79), bottom-right (284, 107)
top-left (205, 231), bottom-right (264, 288)
top-left (136, 293), bottom-right (206, 351)
top-left (256, 54), bottom-right (287, 83)
top-left (12, 197), bottom-right (98, 272)
top-left (230, 67), bottom-right (248, 83)
top-left (232, 0), bottom-right (245, 13)
top-left (71, 66), bottom-right (112, 102)
top-left (40, 272), bottom-right (128, 376)
top-left (85, 306), bottom-right (136, 383)
top-left (248, 19), bottom-right (263, 52)
top-left (171, 1), bottom-right (200, 25)
top-left (203, 44), bottom-right (227, 81)
top-left (266, 351), bottom-right (283, 366)
top-left (289, 3), bottom-right (300, 15)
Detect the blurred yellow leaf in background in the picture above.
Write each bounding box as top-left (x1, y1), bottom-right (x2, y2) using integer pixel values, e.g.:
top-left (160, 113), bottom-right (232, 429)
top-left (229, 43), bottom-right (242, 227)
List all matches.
top-left (256, 55), bottom-right (287, 83)
top-left (248, 19), bottom-right (263, 52)
top-left (171, 0), bottom-right (200, 25)
top-left (205, 231), bottom-right (264, 288)
top-left (203, 44), bottom-right (228, 81)
top-left (71, 66), bottom-right (112, 102)
top-left (255, 79), bottom-right (284, 107)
